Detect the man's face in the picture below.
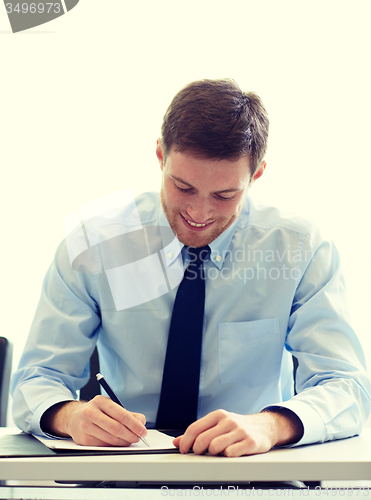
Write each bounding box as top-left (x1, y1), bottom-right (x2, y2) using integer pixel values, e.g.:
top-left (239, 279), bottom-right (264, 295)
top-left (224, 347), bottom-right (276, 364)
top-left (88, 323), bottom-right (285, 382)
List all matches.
top-left (157, 142), bottom-right (265, 247)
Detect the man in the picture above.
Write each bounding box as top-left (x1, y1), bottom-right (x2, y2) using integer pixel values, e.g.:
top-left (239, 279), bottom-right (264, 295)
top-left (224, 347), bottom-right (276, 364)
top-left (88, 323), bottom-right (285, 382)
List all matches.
top-left (11, 79), bottom-right (370, 457)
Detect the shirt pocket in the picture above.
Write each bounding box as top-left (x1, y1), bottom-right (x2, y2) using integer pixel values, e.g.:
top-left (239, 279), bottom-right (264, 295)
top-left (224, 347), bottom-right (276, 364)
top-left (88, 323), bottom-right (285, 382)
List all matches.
top-left (218, 318), bottom-right (281, 388)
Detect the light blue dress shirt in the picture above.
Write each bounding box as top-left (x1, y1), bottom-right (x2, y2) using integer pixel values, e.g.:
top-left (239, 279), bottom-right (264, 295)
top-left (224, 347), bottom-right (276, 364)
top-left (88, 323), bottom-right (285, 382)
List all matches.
top-left (11, 191), bottom-right (371, 445)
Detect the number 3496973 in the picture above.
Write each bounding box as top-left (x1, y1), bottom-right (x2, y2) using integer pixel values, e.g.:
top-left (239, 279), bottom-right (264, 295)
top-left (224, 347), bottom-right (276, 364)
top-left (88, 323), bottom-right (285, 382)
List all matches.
top-left (5, 3), bottom-right (61, 14)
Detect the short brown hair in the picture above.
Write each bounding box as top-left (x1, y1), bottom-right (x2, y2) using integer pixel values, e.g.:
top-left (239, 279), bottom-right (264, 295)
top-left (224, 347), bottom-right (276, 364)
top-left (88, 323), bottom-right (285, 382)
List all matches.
top-left (161, 79), bottom-right (269, 175)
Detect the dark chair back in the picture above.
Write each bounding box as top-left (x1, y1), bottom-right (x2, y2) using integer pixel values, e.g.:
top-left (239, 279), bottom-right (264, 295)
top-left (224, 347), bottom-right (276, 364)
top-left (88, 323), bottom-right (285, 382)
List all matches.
top-left (293, 355), bottom-right (299, 395)
top-left (0, 337), bottom-right (12, 426)
top-left (80, 346), bottom-right (101, 401)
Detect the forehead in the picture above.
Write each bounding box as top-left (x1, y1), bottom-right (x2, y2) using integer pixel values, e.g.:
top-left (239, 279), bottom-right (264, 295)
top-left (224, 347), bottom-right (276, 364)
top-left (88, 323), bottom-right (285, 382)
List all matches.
top-left (164, 150), bottom-right (252, 189)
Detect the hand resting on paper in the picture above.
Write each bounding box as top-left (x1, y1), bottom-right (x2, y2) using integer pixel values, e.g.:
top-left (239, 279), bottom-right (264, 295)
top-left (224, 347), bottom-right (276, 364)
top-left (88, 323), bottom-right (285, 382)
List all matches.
top-left (40, 395), bottom-right (147, 447)
top-left (173, 409), bottom-right (303, 457)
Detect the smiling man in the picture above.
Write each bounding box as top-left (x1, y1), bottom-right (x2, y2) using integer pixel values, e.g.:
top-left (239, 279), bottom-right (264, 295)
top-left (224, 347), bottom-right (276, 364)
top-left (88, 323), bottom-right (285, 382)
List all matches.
top-left (11, 79), bottom-right (370, 458)
top-left (158, 147), bottom-right (263, 248)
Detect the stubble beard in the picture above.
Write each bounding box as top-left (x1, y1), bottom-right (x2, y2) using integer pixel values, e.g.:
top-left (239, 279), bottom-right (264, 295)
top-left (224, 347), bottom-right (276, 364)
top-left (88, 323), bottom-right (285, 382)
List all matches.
top-left (160, 192), bottom-right (236, 248)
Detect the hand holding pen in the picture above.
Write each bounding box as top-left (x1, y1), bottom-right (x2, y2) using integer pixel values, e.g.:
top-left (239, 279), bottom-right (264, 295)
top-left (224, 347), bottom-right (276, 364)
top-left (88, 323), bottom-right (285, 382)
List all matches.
top-left (96, 373), bottom-right (149, 447)
top-left (41, 386), bottom-right (148, 447)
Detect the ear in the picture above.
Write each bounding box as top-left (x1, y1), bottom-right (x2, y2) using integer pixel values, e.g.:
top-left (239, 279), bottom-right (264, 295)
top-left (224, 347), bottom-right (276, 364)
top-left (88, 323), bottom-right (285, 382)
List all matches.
top-left (156, 139), bottom-right (165, 170)
top-left (250, 161), bottom-right (266, 185)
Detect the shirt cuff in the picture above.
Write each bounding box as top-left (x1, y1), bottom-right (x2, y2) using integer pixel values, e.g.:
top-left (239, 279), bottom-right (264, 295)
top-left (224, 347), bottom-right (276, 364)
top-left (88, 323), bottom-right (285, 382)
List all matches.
top-left (262, 399), bottom-right (325, 447)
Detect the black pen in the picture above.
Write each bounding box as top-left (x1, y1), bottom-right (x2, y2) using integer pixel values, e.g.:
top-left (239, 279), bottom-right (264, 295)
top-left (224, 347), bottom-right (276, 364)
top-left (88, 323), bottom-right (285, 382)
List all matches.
top-left (96, 373), bottom-right (149, 447)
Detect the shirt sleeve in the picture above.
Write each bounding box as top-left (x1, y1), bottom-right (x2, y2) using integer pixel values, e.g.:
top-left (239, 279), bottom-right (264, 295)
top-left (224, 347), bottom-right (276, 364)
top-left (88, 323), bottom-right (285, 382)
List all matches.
top-left (10, 239), bottom-right (101, 436)
top-left (267, 235), bottom-right (371, 446)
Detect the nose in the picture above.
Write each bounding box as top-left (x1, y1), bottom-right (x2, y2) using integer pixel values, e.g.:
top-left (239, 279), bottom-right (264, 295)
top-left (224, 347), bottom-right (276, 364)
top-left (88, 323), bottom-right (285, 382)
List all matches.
top-left (186, 198), bottom-right (213, 223)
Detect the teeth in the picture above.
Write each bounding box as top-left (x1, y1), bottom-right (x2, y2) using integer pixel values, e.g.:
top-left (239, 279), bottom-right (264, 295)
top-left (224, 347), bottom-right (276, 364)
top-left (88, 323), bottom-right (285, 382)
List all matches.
top-left (187, 219), bottom-right (207, 227)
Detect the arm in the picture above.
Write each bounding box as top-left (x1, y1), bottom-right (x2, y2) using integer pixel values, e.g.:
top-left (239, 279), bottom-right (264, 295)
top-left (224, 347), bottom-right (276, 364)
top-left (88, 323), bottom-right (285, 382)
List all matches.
top-left (11, 239), bottom-right (147, 444)
top-left (276, 238), bottom-right (371, 446)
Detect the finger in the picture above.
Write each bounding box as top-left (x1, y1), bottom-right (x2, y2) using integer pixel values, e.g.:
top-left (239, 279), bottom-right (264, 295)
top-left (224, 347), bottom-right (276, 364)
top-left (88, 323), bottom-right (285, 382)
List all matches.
top-left (206, 428), bottom-right (245, 456)
top-left (81, 397), bottom-right (146, 444)
top-left (75, 421), bottom-right (139, 447)
top-left (190, 410), bottom-right (226, 434)
top-left (172, 435), bottom-right (183, 448)
top-left (132, 412), bottom-right (147, 426)
top-left (93, 396), bottom-right (147, 439)
top-left (222, 438), bottom-right (260, 458)
top-left (191, 418), bottom-right (236, 455)
top-left (219, 428), bottom-right (272, 457)
top-left (178, 411), bottom-right (227, 454)
top-left (91, 412), bottom-right (142, 444)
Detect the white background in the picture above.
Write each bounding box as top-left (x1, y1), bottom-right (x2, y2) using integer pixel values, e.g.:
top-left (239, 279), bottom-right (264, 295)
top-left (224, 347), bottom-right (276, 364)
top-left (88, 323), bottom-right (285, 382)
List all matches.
top-left (1, 0), bottom-right (370, 426)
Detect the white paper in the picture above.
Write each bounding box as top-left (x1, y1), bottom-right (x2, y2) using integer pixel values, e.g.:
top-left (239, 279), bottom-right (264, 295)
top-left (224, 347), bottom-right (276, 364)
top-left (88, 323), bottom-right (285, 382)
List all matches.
top-left (33, 430), bottom-right (176, 452)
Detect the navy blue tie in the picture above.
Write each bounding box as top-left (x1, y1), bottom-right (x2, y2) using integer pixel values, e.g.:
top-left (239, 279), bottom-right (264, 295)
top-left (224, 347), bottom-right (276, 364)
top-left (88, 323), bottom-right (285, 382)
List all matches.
top-left (156, 245), bottom-right (210, 430)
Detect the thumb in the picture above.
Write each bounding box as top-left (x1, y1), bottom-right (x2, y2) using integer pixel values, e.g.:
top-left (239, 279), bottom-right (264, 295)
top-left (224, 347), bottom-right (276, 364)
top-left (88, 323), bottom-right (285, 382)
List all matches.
top-left (132, 412), bottom-right (147, 426)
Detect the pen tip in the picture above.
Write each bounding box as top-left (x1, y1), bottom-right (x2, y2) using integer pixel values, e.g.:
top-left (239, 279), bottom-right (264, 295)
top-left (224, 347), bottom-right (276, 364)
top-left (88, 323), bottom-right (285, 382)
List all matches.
top-left (96, 373), bottom-right (103, 381)
top-left (141, 436), bottom-right (150, 447)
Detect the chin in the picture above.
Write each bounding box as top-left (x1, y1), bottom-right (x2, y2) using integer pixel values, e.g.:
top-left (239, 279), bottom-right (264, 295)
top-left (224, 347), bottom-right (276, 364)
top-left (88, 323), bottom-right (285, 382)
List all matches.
top-left (161, 199), bottom-right (234, 247)
top-left (177, 234), bottom-right (212, 248)
top-left (176, 222), bottom-right (231, 248)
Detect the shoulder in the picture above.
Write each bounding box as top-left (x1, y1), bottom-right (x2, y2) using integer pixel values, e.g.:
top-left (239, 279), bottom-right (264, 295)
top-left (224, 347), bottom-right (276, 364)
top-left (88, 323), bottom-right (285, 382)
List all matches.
top-left (67, 190), bottom-right (160, 240)
top-left (133, 191), bottom-right (160, 225)
top-left (238, 197), bottom-right (328, 251)
top-left (58, 190), bottom-right (161, 272)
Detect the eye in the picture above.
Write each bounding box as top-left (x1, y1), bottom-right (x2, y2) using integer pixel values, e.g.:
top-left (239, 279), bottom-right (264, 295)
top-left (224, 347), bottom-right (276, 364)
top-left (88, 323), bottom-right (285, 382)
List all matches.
top-left (215, 193), bottom-right (235, 201)
top-left (176, 185), bottom-right (193, 193)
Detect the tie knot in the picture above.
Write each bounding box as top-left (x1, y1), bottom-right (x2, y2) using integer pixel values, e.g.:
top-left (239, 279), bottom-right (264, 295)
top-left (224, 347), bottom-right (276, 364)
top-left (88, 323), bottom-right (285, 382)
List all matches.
top-left (186, 246), bottom-right (211, 264)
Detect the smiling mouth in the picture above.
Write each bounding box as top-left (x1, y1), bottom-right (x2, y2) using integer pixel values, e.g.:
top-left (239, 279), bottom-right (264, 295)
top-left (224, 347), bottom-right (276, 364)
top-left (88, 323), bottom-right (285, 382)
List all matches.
top-left (187, 220), bottom-right (208, 227)
top-left (180, 214), bottom-right (215, 229)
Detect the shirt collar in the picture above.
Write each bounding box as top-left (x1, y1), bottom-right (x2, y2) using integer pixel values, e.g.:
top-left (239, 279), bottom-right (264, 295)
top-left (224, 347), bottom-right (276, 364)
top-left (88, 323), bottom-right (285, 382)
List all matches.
top-left (208, 197), bottom-right (250, 270)
top-left (158, 204), bottom-right (184, 267)
top-left (208, 218), bottom-right (239, 270)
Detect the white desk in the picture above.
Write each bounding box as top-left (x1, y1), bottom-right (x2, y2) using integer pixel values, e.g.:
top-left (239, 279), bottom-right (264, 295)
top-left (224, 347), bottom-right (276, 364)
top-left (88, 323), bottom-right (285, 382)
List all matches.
top-left (0, 427), bottom-right (370, 484)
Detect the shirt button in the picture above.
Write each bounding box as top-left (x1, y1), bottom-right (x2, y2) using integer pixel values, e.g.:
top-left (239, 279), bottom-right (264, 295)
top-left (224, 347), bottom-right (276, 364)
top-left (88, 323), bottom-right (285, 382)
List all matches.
top-left (216, 255), bottom-right (222, 262)
top-left (167, 252), bottom-right (173, 259)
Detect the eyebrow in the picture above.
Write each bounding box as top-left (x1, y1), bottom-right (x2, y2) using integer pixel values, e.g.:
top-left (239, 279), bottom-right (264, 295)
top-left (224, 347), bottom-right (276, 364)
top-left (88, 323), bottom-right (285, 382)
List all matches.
top-left (169, 174), bottom-right (244, 194)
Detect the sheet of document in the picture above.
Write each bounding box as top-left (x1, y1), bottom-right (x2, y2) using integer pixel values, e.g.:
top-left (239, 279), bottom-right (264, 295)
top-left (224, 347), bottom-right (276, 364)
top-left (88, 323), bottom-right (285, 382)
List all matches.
top-left (33, 429), bottom-right (177, 452)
